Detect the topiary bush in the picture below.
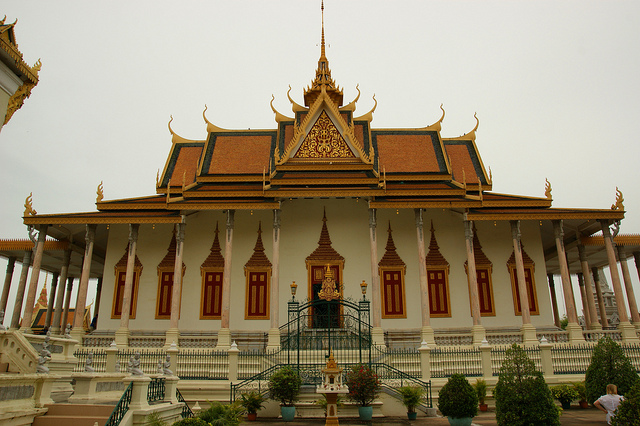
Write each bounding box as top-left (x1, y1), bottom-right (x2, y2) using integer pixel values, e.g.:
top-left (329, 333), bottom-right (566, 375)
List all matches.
top-left (172, 418), bottom-right (209, 426)
top-left (197, 401), bottom-right (243, 426)
top-left (585, 337), bottom-right (639, 404)
top-left (494, 344), bottom-right (560, 426)
top-left (437, 373), bottom-right (478, 419)
top-left (268, 366), bottom-right (302, 406)
top-left (611, 381), bottom-right (640, 426)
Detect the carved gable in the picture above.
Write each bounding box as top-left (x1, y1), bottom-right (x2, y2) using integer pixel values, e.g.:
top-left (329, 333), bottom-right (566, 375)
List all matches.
top-left (294, 110), bottom-right (355, 159)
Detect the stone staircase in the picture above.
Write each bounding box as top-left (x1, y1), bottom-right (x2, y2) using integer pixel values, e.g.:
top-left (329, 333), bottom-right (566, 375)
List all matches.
top-left (32, 403), bottom-right (115, 426)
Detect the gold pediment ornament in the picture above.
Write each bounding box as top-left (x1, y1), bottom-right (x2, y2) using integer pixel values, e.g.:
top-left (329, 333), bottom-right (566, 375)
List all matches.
top-left (545, 178), bottom-right (552, 200)
top-left (24, 192), bottom-right (37, 216)
top-left (294, 111), bottom-right (354, 159)
top-left (611, 187), bottom-right (624, 210)
top-left (318, 265), bottom-right (340, 301)
top-left (96, 181), bottom-right (104, 203)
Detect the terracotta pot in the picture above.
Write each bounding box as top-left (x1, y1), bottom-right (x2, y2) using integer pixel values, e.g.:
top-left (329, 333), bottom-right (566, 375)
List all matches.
top-left (579, 400), bottom-right (589, 409)
top-left (479, 403), bottom-right (488, 412)
top-left (247, 412), bottom-right (257, 421)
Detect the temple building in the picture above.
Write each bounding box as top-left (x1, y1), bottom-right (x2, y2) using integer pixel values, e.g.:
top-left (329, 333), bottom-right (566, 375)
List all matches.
top-left (1, 8), bottom-right (640, 352)
top-left (0, 16), bottom-right (40, 133)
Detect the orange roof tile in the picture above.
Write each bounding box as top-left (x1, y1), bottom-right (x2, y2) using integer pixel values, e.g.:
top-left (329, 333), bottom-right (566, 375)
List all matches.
top-left (169, 146), bottom-right (203, 186)
top-left (445, 144), bottom-right (478, 183)
top-left (375, 133), bottom-right (442, 173)
top-left (208, 135), bottom-right (272, 174)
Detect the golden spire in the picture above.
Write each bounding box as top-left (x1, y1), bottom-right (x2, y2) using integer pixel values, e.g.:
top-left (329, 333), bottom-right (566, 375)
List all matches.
top-left (304, 0), bottom-right (343, 107)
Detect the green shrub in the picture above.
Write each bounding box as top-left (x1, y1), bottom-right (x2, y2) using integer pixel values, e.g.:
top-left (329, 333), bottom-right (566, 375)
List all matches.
top-left (551, 384), bottom-right (579, 404)
top-left (474, 378), bottom-right (488, 404)
top-left (345, 364), bottom-right (380, 407)
top-left (494, 344), bottom-right (560, 426)
top-left (145, 412), bottom-right (167, 426)
top-left (611, 381), bottom-right (640, 426)
top-left (172, 418), bottom-right (209, 426)
top-left (197, 401), bottom-right (243, 426)
top-left (585, 337), bottom-right (639, 404)
top-left (239, 390), bottom-right (266, 414)
top-left (437, 374), bottom-right (477, 419)
top-left (268, 366), bottom-right (302, 406)
top-left (573, 381), bottom-right (587, 402)
top-left (397, 385), bottom-right (424, 413)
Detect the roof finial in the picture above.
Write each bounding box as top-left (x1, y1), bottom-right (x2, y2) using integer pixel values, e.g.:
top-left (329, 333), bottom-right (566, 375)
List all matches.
top-left (321, 0), bottom-right (326, 60)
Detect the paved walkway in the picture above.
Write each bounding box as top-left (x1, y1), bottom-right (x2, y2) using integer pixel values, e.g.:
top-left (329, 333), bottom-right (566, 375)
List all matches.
top-left (249, 406), bottom-right (608, 425)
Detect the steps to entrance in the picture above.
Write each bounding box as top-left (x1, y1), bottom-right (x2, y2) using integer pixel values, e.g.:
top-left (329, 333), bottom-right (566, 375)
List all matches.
top-left (32, 403), bottom-right (115, 426)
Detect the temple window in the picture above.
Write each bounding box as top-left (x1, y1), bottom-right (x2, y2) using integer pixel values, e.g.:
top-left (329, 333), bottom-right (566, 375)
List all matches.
top-left (379, 223), bottom-right (407, 319)
top-left (425, 222), bottom-right (451, 317)
top-left (155, 229), bottom-right (185, 319)
top-left (244, 222), bottom-right (272, 320)
top-left (200, 223), bottom-right (225, 319)
top-left (465, 226), bottom-right (495, 316)
top-left (111, 243), bottom-right (142, 319)
top-left (506, 245), bottom-right (539, 315)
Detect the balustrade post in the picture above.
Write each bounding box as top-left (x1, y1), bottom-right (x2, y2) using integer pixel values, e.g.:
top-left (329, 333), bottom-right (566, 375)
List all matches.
top-left (479, 340), bottom-right (492, 379)
top-left (106, 341), bottom-right (118, 373)
top-left (417, 341), bottom-right (431, 381)
top-left (167, 342), bottom-right (179, 377)
top-left (539, 337), bottom-right (554, 378)
top-left (228, 341), bottom-right (239, 382)
top-left (124, 376), bottom-right (151, 410)
top-left (164, 376), bottom-right (179, 404)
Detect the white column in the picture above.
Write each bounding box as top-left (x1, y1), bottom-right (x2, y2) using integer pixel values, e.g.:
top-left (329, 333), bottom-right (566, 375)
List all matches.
top-left (52, 248), bottom-right (71, 334)
top-left (10, 250), bottom-right (31, 330)
top-left (116, 224), bottom-right (139, 347)
top-left (166, 219), bottom-right (186, 347)
top-left (577, 243), bottom-right (601, 330)
top-left (71, 224), bottom-right (96, 341)
top-left (464, 218), bottom-right (485, 344)
top-left (369, 208), bottom-right (384, 346)
top-left (21, 224), bottom-right (48, 333)
top-left (415, 209), bottom-right (434, 345)
top-left (617, 245), bottom-right (640, 328)
top-left (0, 257), bottom-right (16, 315)
top-left (44, 272), bottom-right (59, 329)
top-left (552, 220), bottom-right (584, 342)
top-left (547, 274), bottom-right (561, 328)
top-left (267, 209), bottom-right (281, 349)
top-left (600, 220), bottom-right (637, 342)
top-left (217, 210), bottom-right (235, 349)
top-left (511, 221), bottom-right (536, 345)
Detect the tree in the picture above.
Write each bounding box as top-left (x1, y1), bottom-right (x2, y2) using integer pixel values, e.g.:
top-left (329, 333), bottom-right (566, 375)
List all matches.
top-left (494, 344), bottom-right (560, 426)
top-left (585, 337), bottom-right (639, 404)
top-left (611, 381), bottom-right (640, 426)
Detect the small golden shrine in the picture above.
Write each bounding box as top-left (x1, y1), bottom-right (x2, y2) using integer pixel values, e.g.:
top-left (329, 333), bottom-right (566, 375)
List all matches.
top-left (317, 352), bottom-right (349, 426)
top-left (318, 265), bottom-right (340, 301)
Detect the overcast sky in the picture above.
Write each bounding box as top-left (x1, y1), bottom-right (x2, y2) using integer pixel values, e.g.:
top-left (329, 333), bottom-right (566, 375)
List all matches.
top-left (1, 1), bottom-right (639, 326)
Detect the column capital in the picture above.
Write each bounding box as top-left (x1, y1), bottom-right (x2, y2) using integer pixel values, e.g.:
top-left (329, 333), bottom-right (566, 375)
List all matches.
top-left (553, 220), bottom-right (563, 240)
top-left (85, 224), bottom-right (96, 244)
top-left (577, 243), bottom-right (587, 262)
top-left (616, 244), bottom-right (626, 260)
top-left (464, 220), bottom-right (474, 241)
top-left (175, 222), bottom-right (186, 244)
top-left (273, 209), bottom-right (281, 231)
top-left (226, 209), bottom-right (235, 230)
top-left (510, 220), bottom-right (521, 243)
top-left (368, 208), bottom-right (377, 229)
top-left (128, 223), bottom-right (140, 243)
top-left (414, 208), bottom-right (423, 228)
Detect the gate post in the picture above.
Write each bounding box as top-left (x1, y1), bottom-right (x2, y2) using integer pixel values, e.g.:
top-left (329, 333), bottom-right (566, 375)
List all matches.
top-left (418, 341), bottom-right (431, 381)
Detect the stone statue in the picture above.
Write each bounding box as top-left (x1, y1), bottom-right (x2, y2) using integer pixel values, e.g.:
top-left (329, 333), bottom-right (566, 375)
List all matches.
top-left (128, 352), bottom-right (144, 376)
top-left (0, 309), bottom-right (6, 331)
top-left (162, 354), bottom-right (173, 376)
top-left (64, 324), bottom-right (72, 338)
top-left (85, 352), bottom-right (95, 372)
top-left (36, 335), bottom-right (52, 374)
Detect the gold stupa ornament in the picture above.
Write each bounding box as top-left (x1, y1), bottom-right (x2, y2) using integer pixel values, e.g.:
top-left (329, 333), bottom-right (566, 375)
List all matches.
top-left (318, 265), bottom-right (340, 301)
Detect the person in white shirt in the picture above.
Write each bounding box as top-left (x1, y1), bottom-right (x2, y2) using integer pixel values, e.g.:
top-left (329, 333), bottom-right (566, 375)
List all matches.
top-left (594, 384), bottom-right (625, 425)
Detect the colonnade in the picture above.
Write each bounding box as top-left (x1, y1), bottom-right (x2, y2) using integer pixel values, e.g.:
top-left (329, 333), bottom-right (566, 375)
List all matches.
top-left (2, 214), bottom-right (640, 348)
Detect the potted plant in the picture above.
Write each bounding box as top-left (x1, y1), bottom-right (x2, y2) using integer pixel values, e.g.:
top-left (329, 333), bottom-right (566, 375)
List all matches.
top-left (572, 381), bottom-right (588, 409)
top-left (551, 384), bottom-right (579, 410)
top-left (473, 379), bottom-right (488, 412)
top-left (315, 394), bottom-right (344, 417)
top-left (438, 374), bottom-right (478, 426)
top-left (345, 364), bottom-right (380, 421)
top-left (268, 366), bottom-right (301, 422)
top-left (397, 385), bottom-right (424, 420)
top-left (240, 390), bottom-right (266, 421)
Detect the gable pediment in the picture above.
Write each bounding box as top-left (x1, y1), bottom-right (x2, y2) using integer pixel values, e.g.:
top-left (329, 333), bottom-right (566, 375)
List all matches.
top-left (293, 110), bottom-right (355, 159)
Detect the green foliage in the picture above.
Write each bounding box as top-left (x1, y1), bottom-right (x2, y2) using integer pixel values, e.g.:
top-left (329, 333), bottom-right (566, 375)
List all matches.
top-left (345, 364), bottom-right (381, 407)
top-left (611, 381), bottom-right (640, 426)
top-left (197, 401), bottom-right (243, 426)
top-left (145, 412), bottom-right (168, 426)
top-left (473, 378), bottom-right (488, 404)
top-left (239, 391), bottom-right (266, 414)
top-left (572, 381), bottom-right (587, 401)
top-left (437, 374), bottom-right (478, 419)
top-left (494, 344), bottom-right (560, 426)
top-left (559, 315), bottom-right (568, 330)
top-left (171, 418), bottom-right (208, 426)
top-left (397, 385), bottom-right (424, 413)
top-left (551, 384), bottom-right (579, 404)
top-left (585, 337), bottom-right (639, 404)
top-left (268, 366), bottom-right (302, 406)
top-left (315, 394), bottom-right (344, 414)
